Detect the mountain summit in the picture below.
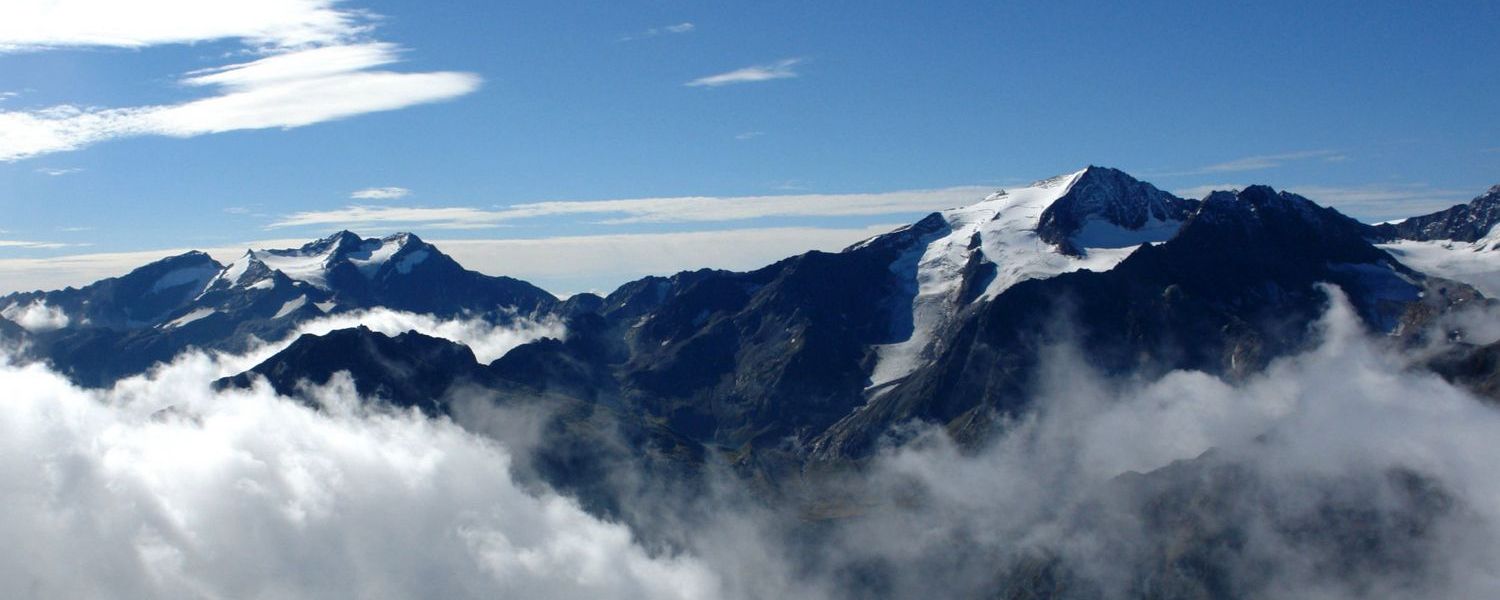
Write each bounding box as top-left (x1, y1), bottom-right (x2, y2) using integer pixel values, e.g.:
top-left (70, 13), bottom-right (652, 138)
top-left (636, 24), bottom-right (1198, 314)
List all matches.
top-left (1374, 184), bottom-right (1500, 243)
top-left (1034, 165), bottom-right (1197, 256)
top-left (0, 231), bottom-right (558, 385)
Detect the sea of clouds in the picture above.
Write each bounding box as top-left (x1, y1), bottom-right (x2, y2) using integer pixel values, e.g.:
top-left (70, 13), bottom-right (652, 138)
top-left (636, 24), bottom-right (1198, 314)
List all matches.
top-left (3, 289), bottom-right (1500, 598)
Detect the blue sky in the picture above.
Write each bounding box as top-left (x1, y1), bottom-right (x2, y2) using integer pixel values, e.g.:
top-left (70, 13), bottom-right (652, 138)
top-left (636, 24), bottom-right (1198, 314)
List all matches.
top-left (0, 0), bottom-right (1496, 294)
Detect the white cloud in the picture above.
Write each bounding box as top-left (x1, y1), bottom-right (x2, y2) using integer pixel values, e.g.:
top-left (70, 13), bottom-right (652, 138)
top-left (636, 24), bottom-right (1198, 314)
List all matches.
top-left (0, 9), bottom-right (480, 161)
top-left (0, 238), bottom-right (83, 250)
top-left (0, 335), bottom-right (719, 599)
top-left (0, 0), bottom-right (363, 52)
top-left (1198, 149), bottom-right (1346, 172)
top-left (34, 166), bottom-right (82, 176)
top-left (620, 22), bottom-right (695, 42)
top-left (351, 186), bottom-right (412, 200)
top-left (1, 300), bottom-right (70, 331)
top-left (1156, 150), bottom-right (1347, 178)
top-left (296, 308), bottom-right (565, 363)
top-left (734, 131), bottom-right (763, 140)
top-left (1173, 182), bottom-right (1244, 198)
top-left (267, 186), bottom-right (989, 229)
top-left (686, 58), bottom-right (801, 87)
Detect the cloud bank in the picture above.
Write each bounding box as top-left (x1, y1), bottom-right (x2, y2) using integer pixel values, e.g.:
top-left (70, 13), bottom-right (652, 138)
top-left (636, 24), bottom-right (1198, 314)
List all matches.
top-left (550, 288), bottom-right (1500, 599)
top-left (3, 287), bottom-right (1500, 598)
top-left (0, 350), bottom-right (714, 599)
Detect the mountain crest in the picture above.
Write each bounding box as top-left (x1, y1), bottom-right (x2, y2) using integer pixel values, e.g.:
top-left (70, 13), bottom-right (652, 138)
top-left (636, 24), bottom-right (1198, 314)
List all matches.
top-left (1373, 184), bottom-right (1500, 243)
top-left (1034, 166), bottom-right (1196, 256)
top-left (209, 231), bottom-right (432, 292)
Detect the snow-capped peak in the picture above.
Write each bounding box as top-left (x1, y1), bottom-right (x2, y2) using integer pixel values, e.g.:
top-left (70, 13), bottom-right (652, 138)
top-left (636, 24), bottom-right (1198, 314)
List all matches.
top-left (864, 166), bottom-right (1193, 388)
top-left (208, 232), bottom-right (428, 292)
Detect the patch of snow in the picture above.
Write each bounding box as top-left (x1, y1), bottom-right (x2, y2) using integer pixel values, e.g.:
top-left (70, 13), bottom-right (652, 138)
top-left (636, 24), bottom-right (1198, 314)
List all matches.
top-left (315, 301), bottom-right (337, 313)
top-left (273, 296), bottom-right (308, 320)
top-left (867, 168), bottom-right (1186, 388)
top-left (150, 264), bottom-right (219, 294)
top-left (255, 247), bottom-right (336, 289)
top-left (206, 252), bottom-right (254, 290)
top-left (234, 234), bottom-right (414, 288)
top-left (163, 308), bottom-right (215, 329)
top-left (1381, 240), bottom-right (1500, 298)
top-left (394, 249), bottom-right (429, 274)
top-left (247, 278), bottom-right (275, 290)
top-left (2, 300), bottom-right (70, 331)
top-left (346, 238), bottom-right (403, 278)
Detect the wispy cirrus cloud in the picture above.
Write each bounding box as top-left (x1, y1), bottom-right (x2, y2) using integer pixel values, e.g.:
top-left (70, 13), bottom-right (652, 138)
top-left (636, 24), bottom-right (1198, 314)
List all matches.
top-left (619, 22), bottom-right (694, 42)
top-left (0, 3), bottom-right (480, 162)
top-left (0, 238), bottom-right (86, 250)
top-left (350, 186), bottom-right (411, 200)
top-left (687, 58), bottom-right (801, 87)
top-left (34, 167), bottom-right (82, 176)
top-left (265, 186), bottom-right (991, 230)
top-left (1155, 150), bottom-right (1348, 178)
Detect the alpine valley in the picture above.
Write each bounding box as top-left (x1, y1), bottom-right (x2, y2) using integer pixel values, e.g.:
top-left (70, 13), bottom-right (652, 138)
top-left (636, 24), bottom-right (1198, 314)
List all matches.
top-left (7, 167), bottom-right (1500, 599)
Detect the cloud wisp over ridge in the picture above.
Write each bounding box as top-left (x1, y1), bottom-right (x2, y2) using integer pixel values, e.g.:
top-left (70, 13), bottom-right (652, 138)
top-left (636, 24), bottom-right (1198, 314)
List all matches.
top-left (0, 3), bottom-right (480, 161)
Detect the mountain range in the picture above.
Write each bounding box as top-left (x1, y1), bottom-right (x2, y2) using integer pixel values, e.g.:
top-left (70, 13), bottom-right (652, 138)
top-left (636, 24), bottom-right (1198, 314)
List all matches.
top-left (4, 166), bottom-right (1499, 598)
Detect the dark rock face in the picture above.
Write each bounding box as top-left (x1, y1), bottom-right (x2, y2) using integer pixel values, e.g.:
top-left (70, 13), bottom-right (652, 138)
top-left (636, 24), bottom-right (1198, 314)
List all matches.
top-left (1372, 184), bottom-right (1500, 243)
top-left (404, 183), bottom-right (1436, 466)
top-left (221, 322), bottom-right (706, 521)
top-left (1035, 166), bottom-right (1198, 255)
top-left (1428, 339), bottom-right (1500, 402)
top-left (217, 326), bottom-right (492, 413)
top-left (0, 316), bottom-right (25, 344)
top-left (1, 250), bottom-right (221, 329)
top-left (810, 186), bottom-right (1424, 458)
top-left (320, 232), bottom-right (557, 318)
